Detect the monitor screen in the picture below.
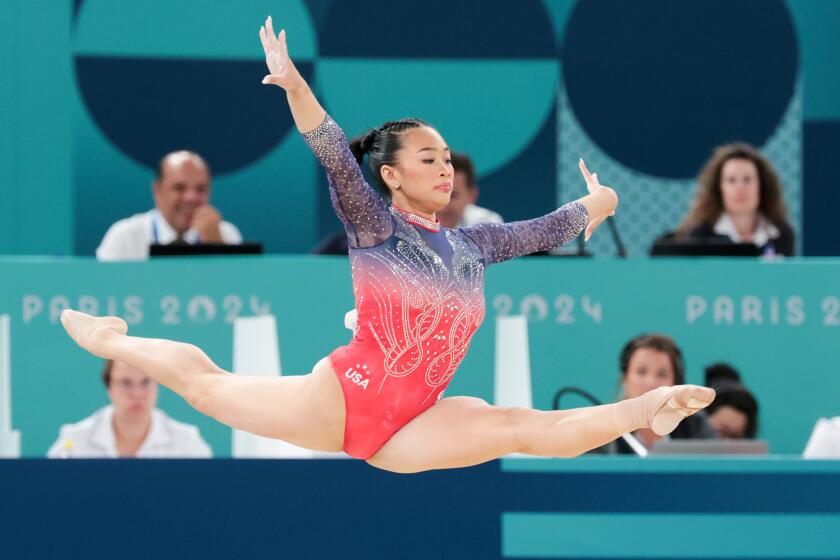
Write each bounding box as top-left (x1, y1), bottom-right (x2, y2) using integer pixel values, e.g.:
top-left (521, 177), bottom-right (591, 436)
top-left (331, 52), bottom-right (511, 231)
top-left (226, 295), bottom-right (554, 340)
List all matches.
top-left (651, 439), bottom-right (768, 455)
top-left (650, 238), bottom-right (761, 257)
top-left (149, 243), bottom-right (263, 257)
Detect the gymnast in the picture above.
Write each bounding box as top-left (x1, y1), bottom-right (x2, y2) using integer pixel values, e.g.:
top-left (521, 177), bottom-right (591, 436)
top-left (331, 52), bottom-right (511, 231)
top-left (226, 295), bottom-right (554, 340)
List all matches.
top-left (60, 16), bottom-right (715, 473)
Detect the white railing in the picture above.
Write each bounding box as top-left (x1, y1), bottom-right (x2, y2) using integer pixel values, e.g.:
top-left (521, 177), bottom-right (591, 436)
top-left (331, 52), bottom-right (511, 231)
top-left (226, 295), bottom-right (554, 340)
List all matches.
top-left (0, 315), bottom-right (21, 457)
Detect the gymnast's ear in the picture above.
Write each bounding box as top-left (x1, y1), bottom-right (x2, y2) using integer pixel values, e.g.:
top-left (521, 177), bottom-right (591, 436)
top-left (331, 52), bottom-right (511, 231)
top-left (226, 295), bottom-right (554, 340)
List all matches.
top-left (379, 164), bottom-right (401, 192)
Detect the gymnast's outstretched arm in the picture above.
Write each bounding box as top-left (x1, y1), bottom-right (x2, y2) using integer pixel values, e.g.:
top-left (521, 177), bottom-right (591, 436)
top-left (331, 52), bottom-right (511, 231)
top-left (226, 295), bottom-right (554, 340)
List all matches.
top-left (462, 160), bottom-right (618, 264)
top-left (259, 17), bottom-right (392, 248)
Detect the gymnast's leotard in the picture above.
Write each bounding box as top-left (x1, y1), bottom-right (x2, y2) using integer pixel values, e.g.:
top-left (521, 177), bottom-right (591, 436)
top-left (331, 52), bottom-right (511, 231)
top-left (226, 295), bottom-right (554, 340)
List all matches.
top-left (304, 115), bottom-right (588, 459)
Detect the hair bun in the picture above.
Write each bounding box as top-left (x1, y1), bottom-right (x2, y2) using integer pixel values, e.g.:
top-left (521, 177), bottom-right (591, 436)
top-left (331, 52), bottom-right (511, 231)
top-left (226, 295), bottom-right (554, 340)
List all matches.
top-left (359, 129), bottom-right (378, 153)
top-left (349, 128), bottom-right (380, 163)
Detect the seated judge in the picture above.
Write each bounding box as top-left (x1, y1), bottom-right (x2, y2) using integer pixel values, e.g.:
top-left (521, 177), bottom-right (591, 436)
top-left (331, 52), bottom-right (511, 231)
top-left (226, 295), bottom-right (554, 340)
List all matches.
top-left (48, 359), bottom-right (212, 458)
top-left (96, 150), bottom-right (242, 261)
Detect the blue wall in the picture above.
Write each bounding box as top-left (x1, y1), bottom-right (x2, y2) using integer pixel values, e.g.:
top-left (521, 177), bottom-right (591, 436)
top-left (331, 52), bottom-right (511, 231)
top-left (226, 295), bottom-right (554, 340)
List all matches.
top-left (2, 458), bottom-right (838, 559)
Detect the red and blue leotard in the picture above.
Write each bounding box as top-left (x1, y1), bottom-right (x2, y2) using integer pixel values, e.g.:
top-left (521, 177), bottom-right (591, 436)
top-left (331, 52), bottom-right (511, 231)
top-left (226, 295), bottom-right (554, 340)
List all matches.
top-left (303, 115), bottom-right (589, 459)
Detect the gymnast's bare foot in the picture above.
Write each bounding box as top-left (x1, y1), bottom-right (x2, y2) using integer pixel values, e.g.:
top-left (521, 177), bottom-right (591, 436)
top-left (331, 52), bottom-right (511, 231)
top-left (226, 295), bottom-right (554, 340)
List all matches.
top-left (614, 384), bottom-right (716, 437)
top-left (60, 309), bottom-right (128, 359)
top-left (649, 385), bottom-right (716, 436)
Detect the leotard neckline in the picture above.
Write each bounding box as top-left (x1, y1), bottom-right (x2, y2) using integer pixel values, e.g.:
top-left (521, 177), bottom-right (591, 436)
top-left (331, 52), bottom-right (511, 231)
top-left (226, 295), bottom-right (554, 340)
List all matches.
top-left (391, 204), bottom-right (441, 233)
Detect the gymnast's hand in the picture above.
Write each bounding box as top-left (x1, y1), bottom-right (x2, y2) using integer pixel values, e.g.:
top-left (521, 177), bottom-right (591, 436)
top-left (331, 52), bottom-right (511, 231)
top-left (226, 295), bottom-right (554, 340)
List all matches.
top-left (259, 16), bottom-right (305, 93)
top-left (578, 159), bottom-right (618, 242)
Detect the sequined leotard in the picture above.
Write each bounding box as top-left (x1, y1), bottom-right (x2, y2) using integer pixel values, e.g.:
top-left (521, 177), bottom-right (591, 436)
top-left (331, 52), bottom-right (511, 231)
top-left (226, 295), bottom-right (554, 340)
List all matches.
top-left (304, 115), bottom-right (588, 459)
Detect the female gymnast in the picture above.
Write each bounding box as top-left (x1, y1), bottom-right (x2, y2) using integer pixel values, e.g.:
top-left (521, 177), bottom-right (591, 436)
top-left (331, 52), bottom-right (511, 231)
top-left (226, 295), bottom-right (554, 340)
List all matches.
top-left (60, 16), bottom-right (715, 473)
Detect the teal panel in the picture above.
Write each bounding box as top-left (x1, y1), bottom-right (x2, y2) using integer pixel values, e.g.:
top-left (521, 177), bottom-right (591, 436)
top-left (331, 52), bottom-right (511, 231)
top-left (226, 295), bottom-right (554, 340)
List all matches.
top-left (1, 256), bottom-right (353, 456)
top-left (73, 0), bottom-right (317, 60)
top-left (448, 258), bottom-right (840, 455)
top-left (0, 0), bottom-right (19, 249)
top-left (503, 513), bottom-right (840, 558)
top-left (0, 0), bottom-right (74, 255)
top-left (317, 59), bottom-right (558, 175)
top-left (502, 456), bottom-right (840, 473)
top-left (543, 0), bottom-right (577, 48)
top-left (787, 0), bottom-right (840, 120)
top-left (2, 257), bottom-right (840, 456)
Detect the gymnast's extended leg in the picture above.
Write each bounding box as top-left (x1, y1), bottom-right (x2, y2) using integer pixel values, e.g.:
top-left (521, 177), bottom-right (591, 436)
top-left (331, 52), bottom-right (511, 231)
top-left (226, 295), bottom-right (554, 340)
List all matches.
top-left (367, 385), bottom-right (714, 473)
top-left (60, 310), bottom-right (346, 451)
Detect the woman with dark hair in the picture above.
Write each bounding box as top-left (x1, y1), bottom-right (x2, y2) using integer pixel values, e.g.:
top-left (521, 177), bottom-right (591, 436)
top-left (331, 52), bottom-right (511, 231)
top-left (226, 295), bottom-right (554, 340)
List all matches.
top-left (596, 334), bottom-right (718, 454)
top-left (703, 363), bottom-right (759, 439)
top-left (677, 143), bottom-right (795, 256)
top-left (60, 17), bottom-right (714, 473)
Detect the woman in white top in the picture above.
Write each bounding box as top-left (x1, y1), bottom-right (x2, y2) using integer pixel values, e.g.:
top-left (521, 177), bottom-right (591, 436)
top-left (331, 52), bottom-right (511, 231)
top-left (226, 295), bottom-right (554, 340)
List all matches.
top-left (48, 360), bottom-right (211, 458)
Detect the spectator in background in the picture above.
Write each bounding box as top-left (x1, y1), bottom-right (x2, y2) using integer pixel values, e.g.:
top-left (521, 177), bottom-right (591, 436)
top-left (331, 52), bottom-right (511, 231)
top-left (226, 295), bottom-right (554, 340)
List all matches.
top-left (703, 363), bottom-right (759, 439)
top-left (96, 150), bottom-right (243, 261)
top-left (436, 151), bottom-right (503, 228)
top-left (675, 143), bottom-right (794, 256)
top-left (48, 360), bottom-right (211, 458)
top-left (595, 334), bottom-right (717, 454)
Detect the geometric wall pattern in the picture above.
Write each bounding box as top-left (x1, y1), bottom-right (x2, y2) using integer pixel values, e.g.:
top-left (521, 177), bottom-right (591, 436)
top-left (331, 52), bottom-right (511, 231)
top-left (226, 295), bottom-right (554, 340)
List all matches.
top-left (560, 82), bottom-right (802, 256)
top-left (0, 0), bottom-right (827, 255)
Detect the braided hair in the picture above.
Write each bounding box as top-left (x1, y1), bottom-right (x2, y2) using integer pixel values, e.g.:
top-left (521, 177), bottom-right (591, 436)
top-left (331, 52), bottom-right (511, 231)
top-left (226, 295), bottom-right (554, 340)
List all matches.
top-left (349, 118), bottom-right (429, 195)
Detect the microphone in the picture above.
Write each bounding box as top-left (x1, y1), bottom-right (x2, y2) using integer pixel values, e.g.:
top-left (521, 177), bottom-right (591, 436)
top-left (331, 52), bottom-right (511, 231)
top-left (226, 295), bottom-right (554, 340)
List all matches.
top-left (552, 386), bottom-right (648, 457)
top-left (606, 216), bottom-right (628, 258)
top-left (552, 386), bottom-right (602, 409)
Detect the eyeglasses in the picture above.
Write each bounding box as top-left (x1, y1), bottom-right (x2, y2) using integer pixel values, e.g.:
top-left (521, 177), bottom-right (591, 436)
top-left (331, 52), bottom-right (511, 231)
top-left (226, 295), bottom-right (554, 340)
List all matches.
top-left (111, 378), bottom-right (155, 391)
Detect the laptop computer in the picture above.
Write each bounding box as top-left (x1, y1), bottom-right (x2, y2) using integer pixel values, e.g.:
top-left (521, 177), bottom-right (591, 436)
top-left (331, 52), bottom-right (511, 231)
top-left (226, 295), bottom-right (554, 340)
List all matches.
top-left (651, 439), bottom-right (769, 455)
top-left (149, 243), bottom-right (263, 257)
top-left (650, 238), bottom-right (761, 257)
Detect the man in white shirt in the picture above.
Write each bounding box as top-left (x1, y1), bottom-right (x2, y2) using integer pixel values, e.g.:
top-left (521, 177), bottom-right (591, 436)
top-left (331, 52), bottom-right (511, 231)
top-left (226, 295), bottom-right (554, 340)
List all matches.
top-left (96, 151), bottom-right (243, 261)
top-left (437, 151), bottom-right (503, 229)
top-left (48, 359), bottom-right (212, 458)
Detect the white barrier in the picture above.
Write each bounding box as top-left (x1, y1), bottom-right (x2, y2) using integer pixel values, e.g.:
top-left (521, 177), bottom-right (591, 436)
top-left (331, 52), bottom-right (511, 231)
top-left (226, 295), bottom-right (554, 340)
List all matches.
top-left (0, 315), bottom-right (21, 458)
top-left (494, 315), bottom-right (533, 409)
top-left (231, 315), bottom-right (346, 459)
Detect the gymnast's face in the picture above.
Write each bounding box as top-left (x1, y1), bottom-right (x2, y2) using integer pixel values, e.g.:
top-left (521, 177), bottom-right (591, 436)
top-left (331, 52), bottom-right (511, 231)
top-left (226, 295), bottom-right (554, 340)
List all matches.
top-left (622, 348), bottom-right (676, 399)
top-left (382, 127), bottom-right (454, 214)
top-left (438, 170), bottom-right (478, 228)
top-left (719, 158), bottom-right (760, 216)
top-left (107, 361), bottom-right (158, 418)
top-left (153, 152), bottom-right (212, 234)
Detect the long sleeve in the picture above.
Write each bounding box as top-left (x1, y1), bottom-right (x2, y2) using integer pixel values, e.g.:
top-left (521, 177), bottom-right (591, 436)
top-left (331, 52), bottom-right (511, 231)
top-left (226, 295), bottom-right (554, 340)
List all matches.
top-left (462, 201), bottom-right (588, 265)
top-left (302, 115), bottom-right (393, 248)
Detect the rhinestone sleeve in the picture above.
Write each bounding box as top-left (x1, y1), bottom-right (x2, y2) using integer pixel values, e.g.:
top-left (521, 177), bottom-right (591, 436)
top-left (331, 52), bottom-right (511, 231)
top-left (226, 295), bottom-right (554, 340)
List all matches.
top-left (461, 201), bottom-right (589, 265)
top-left (302, 115), bottom-right (393, 248)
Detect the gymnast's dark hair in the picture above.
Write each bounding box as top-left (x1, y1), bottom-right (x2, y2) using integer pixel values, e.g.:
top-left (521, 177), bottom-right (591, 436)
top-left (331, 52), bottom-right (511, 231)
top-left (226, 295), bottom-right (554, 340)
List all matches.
top-left (349, 118), bottom-right (429, 195)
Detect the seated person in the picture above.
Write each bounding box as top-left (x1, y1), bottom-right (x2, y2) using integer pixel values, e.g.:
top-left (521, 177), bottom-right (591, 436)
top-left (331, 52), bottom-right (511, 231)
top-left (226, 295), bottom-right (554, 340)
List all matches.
top-left (48, 359), bottom-right (212, 458)
top-left (436, 151), bottom-right (503, 228)
top-left (595, 334), bottom-right (718, 454)
top-left (96, 151), bottom-right (242, 260)
top-left (703, 363), bottom-right (759, 439)
top-left (674, 143), bottom-right (794, 256)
